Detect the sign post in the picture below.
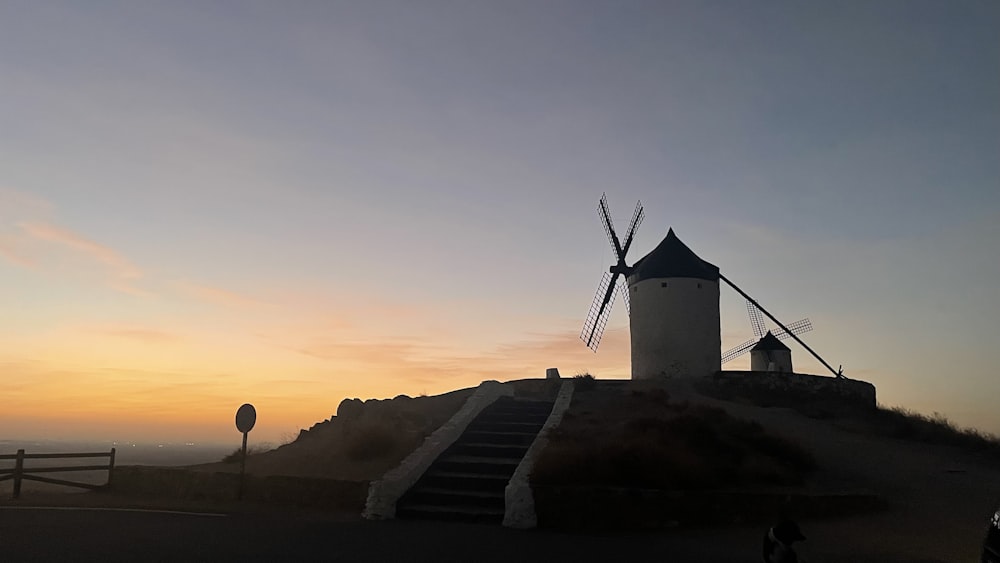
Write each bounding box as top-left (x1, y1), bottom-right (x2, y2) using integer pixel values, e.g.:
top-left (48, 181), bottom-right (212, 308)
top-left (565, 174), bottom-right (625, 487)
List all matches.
top-left (235, 403), bottom-right (256, 501)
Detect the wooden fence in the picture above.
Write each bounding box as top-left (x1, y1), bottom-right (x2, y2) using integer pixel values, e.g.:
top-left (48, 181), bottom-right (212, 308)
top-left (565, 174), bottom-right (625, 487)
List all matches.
top-left (0, 449), bottom-right (116, 499)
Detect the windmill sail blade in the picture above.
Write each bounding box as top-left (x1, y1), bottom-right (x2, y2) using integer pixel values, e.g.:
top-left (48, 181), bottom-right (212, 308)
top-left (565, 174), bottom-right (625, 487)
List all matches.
top-left (620, 277), bottom-right (630, 315)
top-left (599, 193), bottom-right (624, 259)
top-left (721, 338), bottom-right (757, 364)
top-left (747, 301), bottom-right (767, 339)
top-left (581, 271), bottom-right (619, 352)
top-left (774, 318), bottom-right (813, 339)
top-left (581, 271), bottom-right (611, 349)
top-left (620, 200), bottom-right (644, 256)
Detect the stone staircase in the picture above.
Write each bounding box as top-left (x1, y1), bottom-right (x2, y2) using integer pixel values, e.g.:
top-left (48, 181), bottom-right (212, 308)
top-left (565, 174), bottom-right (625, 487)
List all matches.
top-left (395, 396), bottom-right (554, 524)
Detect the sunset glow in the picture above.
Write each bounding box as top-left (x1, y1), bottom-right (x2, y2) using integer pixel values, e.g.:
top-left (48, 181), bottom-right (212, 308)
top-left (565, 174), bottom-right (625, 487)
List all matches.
top-left (1, 2), bottom-right (997, 445)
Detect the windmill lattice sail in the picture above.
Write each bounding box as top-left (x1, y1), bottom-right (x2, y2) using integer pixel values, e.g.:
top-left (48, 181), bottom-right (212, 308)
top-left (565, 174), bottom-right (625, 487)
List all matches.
top-left (621, 200), bottom-right (644, 255)
top-left (621, 279), bottom-right (630, 315)
top-left (776, 318), bottom-right (812, 336)
top-left (721, 338), bottom-right (758, 364)
top-left (581, 272), bottom-right (618, 351)
top-left (747, 301), bottom-right (767, 339)
top-left (599, 193), bottom-right (620, 256)
top-left (721, 301), bottom-right (814, 364)
top-left (580, 193), bottom-right (643, 352)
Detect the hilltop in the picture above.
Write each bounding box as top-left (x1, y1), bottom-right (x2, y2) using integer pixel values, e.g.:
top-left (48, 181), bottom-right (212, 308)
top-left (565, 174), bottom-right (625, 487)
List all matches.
top-left (192, 387), bottom-right (476, 481)
top-left (218, 374), bottom-right (1000, 560)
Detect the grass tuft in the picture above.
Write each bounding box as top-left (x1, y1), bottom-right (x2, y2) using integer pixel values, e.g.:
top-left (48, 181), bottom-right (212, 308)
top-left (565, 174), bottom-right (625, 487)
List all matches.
top-left (573, 372), bottom-right (597, 391)
top-left (221, 444), bottom-right (273, 464)
top-left (862, 406), bottom-right (1000, 455)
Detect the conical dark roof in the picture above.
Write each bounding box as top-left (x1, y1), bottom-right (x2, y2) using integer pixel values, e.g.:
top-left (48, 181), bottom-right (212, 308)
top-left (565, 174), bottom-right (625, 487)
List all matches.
top-left (628, 228), bottom-right (719, 282)
top-left (750, 331), bottom-right (790, 352)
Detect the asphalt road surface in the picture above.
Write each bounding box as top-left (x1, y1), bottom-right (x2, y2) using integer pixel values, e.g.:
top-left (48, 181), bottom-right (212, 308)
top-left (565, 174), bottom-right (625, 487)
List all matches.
top-left (0, 507), bottom-right (775, 562)
top-left (0, 506), bottom-right (963, 562)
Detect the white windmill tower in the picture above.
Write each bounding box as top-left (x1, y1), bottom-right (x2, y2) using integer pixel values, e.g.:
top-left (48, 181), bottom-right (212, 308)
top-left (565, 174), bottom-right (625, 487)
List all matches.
top-left (580, 195), bottom-right (720, 379)
top-left (582, 194), bottom-right (846, 380)
top-left (750, 332), bottom-right (793, 372)
top-left (626, 228), bottom-right (721, 379)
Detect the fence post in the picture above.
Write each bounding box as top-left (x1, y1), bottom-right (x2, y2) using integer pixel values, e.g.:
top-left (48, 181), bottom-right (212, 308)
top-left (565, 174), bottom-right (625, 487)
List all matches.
top-left (106, 448), bottom-right (116, 489)
top-left (12, 449), bottom-right (24, 499)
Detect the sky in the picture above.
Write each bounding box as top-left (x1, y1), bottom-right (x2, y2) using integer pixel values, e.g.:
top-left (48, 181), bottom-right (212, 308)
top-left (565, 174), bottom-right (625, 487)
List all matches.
top-left (0, 1), bottom-right (997, 445)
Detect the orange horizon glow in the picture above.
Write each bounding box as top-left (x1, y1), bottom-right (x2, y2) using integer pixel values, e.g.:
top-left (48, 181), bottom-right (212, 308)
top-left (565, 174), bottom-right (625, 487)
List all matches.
top-left (3, 200), bottom-right (997, 445)
top-left (0, 326), bottom-right (635, 444)
top-left (0, 2), bottom-right (996, 445)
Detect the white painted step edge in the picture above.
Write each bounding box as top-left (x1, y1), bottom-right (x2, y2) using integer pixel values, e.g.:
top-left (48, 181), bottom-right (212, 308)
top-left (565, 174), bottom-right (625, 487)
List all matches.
top-left (503, 380), bottom-right (575, 529)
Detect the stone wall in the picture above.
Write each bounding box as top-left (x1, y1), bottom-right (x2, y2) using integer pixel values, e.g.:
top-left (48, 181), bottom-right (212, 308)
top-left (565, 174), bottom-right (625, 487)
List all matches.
top-left (712, 370), bottom-right (876, 409)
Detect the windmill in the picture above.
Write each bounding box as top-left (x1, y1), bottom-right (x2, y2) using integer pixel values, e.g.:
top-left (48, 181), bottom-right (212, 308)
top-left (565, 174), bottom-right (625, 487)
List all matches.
top-left (578, 194), bottom-right (845, 380)
top-left (580, 193), bottom-right (644, 352)
top-left (720, 300), bottom-right (814, 365)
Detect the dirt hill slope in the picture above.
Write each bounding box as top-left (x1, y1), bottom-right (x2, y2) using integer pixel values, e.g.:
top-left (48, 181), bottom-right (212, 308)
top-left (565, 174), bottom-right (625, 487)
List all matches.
top-left (653, 377), bottom-right (1000, 562)
top-left (191, 387), bottom-right (475, 481)
top-left (187, 377), bottom-right (1000, 560)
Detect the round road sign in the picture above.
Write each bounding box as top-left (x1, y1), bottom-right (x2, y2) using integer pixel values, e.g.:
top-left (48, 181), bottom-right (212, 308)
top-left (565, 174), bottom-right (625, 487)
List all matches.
top-left (235, 403), bottom-right (256, 433)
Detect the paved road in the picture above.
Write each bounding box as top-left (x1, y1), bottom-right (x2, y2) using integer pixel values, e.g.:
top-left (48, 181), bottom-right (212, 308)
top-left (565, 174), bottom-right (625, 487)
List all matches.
top-left (0, 507), bottom-right (774, 562)
top-left (0, 507), bottom-right (960, 562)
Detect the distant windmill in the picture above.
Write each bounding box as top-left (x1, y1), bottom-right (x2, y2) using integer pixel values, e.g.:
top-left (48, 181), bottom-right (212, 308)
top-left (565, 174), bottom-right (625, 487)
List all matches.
top-left (720, 301), bottom-right (814, 365)
top-left (580, 193), bottom-right (644, 352)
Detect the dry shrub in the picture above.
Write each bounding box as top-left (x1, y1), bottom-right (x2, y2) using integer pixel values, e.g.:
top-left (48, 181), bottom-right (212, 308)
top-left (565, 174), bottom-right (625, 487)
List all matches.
top-left (573, 373), bottom-right (597, 391)
top-left (698, 379), bottom-right (1000, 459)
top-left (863, 406), bottom-right (1000, 456)
top-left (532, 392), bottom-right (815, 490)
top-left (221, 444), bottom-right (273, 464)
top-left (344, 423), bottom-right (402, 461)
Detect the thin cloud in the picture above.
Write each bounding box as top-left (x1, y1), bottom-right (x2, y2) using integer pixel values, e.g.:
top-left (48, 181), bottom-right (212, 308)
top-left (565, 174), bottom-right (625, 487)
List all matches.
top-left (92, 327), bottom-right (181, 343)
top-left (174, 280), bottom-right (270, 309)
top-left (0, 189), bottom-right (47, 268)
top-left (1, 191), bottom-right (258, 303)
top-left (15, 221), bottom-right (149, 296)
top-left (297, 340), bottom-right (425, 362)
top-left (0, 188), bottom-right (52, 219)
top-left (0, 237), bottom-right (34, 268)
top-left (295, 326), bottom-right (632, 391)
top-left (18, 221), bottom-right (141, 277)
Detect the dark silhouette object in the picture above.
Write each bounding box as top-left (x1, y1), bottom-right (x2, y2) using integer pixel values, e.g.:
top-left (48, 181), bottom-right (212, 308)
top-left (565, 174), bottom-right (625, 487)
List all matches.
top-left (581, 193), bottom-right (644, 351)
top-left (762, 519), bottom-right (806, 563)
top-left (721, 300), bottom-right (812, 365)
top-left (578, 194), bottom-right (844, 380)
top-left (235, 403), bottom-right (257, 501)
top-left (721, 272), bottom-right (845, 379)
top-left (1, 448), bottom-right (116, 499)
top-left (983, 505), bottom-right (1000, 562)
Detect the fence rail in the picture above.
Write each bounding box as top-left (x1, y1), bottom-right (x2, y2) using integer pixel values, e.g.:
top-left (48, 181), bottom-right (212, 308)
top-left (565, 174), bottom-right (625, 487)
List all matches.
top-left (0, 449), bottom-right (116, 498)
